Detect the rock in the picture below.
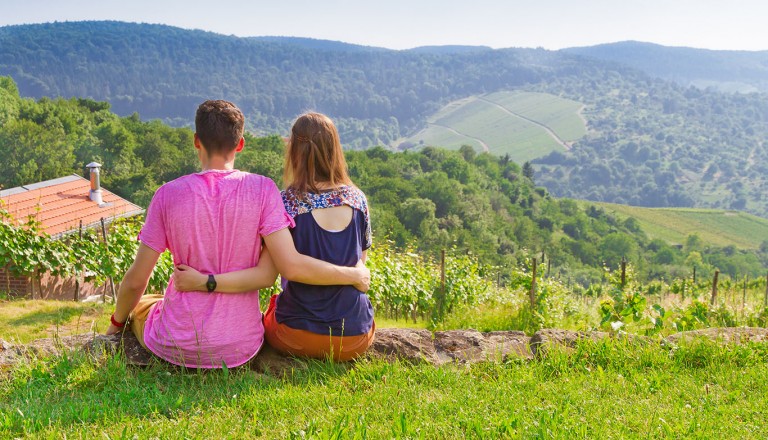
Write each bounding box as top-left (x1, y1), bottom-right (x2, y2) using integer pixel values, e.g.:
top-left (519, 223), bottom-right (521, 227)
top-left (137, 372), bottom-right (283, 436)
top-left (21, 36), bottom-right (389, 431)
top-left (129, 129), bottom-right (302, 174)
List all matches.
top-left (367, 328), bottom-right (439, 364)
top-left (84, 331), bottom-right (154, 366)
top-left (484, 331), bottom-right (534, 360)
top-left (366, 328), bottom-right (532, 365)
top-left (0, 331), bottom-right (155, 370)
top-left (0, 338), bottom-right (23, 369)
top-left (529, 329), bottom-right (609, 357)
top-left (434, 330), bottom-right (532, 363)
top-left (433, 330), bottom-right (487, 364)
top-left (1, 334), bottom-right (98, 369)
top-left (248, 344), bottom-right (308, 376)
top-left (664, 327), bottom-right (768, 346)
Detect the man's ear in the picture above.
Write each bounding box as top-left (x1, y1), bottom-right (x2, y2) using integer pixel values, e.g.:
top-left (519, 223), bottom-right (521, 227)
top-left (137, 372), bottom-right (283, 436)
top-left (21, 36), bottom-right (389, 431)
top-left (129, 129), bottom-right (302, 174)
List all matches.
top-left (235, 137), bottom-right (245, 152)
top-left (194, 133), bottom-right (203, 150)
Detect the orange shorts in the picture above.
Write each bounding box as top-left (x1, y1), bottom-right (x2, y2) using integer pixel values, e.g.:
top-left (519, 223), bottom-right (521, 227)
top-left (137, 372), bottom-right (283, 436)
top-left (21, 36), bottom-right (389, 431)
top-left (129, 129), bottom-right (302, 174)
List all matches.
top-left (127, 294), bottom-right (164, 350)
top-left (263, 294), bottom-right (375, 362)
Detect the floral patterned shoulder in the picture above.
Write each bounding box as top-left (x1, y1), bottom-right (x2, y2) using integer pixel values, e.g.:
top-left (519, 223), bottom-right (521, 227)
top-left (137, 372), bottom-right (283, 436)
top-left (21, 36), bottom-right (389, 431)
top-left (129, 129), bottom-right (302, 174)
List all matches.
top-left (281, 186), bottom-right (371, 246)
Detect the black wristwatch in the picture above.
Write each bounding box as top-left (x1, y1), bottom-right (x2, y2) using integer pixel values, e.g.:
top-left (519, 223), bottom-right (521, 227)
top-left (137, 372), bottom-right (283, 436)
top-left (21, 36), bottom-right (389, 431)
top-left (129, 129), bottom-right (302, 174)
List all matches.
top-left (206, 274), bottom-right (217, 293)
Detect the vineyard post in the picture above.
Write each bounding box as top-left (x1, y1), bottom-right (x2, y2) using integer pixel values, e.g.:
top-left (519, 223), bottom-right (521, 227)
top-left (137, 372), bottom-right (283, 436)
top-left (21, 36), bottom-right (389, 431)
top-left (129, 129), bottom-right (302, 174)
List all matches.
top-left (439, 249), bottom-right (446, 318)
top-left (529, 257), bottom-right (537, 309)
top-left (764, 273), bottom-right (768, 308)
top-left (710, 270), bottom-right (719, 306)
top-left (620, 257), bottom-right (627, 290)
top-left (693, 266), bottom-right (696, 285)
top-left (38, 267), bottom-right (45, 299)
top-left (742, 276), bottom-right (747, 316)
top-left (32, 267), bottom-right (39, 300)
top-left (681, 277), bottom-right (686, 302)
top-left (74, 219), bottom-right (83, 301)
top-left (100, 218), bottom-right (116, 303)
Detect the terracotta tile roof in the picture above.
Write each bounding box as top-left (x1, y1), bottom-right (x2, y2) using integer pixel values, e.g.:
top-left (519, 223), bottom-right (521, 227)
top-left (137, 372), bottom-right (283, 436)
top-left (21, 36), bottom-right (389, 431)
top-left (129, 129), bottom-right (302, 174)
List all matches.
top-left (0, 175), bottom-right (144, 237)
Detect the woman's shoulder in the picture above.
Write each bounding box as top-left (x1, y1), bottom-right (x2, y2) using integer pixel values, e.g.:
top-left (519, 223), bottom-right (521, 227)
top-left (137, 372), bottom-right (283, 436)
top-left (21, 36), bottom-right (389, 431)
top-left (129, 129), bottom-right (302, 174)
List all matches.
top-left (329, 185), bottom-right (368, 213)
top-left (281, 187), bottom-right (307, 218)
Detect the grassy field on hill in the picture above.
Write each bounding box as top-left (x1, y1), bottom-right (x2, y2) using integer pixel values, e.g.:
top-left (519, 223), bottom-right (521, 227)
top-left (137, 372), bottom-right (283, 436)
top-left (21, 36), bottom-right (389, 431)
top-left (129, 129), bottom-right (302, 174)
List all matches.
top-left (592, 202), bottom-right (768, 249)
top-left (400, 91), bottom-right (586, 163)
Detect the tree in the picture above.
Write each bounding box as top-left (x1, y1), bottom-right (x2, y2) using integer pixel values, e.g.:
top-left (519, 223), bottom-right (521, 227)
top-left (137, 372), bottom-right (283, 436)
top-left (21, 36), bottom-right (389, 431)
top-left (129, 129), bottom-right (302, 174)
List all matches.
top-left (459, 144), bottom-right (476, 162)
top-left (522, 161), bottom-right (535, 183)
top-left (397, 198), bottom-right (437, 236)
top-left (600, 232), bottom-right (637, 268)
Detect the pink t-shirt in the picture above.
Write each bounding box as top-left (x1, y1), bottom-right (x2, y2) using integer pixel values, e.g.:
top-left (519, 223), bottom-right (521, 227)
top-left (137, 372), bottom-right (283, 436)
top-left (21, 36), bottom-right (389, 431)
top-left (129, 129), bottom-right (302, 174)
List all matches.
top-left (138, 169), bottom-right (293, 368)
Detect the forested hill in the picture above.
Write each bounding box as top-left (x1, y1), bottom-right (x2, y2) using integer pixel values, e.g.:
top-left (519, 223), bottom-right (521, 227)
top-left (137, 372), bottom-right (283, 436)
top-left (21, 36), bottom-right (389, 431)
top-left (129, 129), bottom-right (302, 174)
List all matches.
top-left (1, 81), bottom-right (766, 283)
top-left (0, 21), bottom-right (563, 146)
top-left (563, 41), bottom-right (768, 93)
top-left (2, 21), bottom-right (768, 218)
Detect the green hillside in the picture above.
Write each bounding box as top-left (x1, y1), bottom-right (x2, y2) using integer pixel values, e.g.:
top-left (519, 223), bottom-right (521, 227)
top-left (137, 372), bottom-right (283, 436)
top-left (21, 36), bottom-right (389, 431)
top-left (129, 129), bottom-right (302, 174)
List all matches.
top-left (400, 91), bottom-right (586, 163)
top-left (592, 202), bottom-right (768, 250)
top-left (4, 21), bottom-right (768, 217)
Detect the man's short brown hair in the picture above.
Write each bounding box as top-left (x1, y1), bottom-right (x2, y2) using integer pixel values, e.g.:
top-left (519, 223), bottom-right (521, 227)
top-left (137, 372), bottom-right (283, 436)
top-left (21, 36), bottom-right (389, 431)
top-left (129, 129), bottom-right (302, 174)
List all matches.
top-left (195, 100), bottom-right (245, 156)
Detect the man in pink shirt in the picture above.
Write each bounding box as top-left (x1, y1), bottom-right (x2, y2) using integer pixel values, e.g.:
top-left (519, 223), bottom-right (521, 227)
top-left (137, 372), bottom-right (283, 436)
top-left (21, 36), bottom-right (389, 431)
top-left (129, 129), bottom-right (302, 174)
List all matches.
top-left (105, 100), bottom-right (369, 368)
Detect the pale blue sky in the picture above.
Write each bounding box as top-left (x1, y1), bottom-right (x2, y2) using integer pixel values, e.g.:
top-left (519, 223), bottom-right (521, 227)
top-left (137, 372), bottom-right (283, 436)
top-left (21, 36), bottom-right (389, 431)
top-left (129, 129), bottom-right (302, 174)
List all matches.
top-left (1, 0), bottom-right (766, 51)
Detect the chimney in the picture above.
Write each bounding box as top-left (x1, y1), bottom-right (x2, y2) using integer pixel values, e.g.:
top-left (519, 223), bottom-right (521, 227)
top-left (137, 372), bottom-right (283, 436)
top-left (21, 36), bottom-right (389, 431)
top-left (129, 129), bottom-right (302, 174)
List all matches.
top-left (86, 162), bottom-right (103, 205)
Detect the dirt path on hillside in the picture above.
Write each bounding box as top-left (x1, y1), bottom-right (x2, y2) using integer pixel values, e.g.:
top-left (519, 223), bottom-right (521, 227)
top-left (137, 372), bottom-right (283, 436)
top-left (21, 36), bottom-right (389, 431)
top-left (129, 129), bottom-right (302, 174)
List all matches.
top-left (477, 96), bottom-right (572, 151)
top-left (430, 122), bottom-right (490, 152)
top-left (577, 105), bottom-right (587, 128)
top-left (746, 142), bottom-right (760, 166)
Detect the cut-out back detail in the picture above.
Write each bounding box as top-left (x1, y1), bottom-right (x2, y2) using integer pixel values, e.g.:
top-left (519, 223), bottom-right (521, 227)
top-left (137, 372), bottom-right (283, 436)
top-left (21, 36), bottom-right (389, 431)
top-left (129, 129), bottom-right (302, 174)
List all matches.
top-left (311, 205), bottom-right (353, 232)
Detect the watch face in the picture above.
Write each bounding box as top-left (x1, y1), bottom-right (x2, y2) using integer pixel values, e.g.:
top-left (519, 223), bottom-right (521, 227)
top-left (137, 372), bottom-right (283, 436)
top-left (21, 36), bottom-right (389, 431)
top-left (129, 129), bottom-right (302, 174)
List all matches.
top-left (207, 275), bottom-right (216, 292)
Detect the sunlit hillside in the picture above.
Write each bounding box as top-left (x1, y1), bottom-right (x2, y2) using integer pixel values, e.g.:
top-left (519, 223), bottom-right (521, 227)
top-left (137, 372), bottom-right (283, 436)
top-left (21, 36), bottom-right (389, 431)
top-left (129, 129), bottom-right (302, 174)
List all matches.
top-left (399, 91), bottom-right (587, 163)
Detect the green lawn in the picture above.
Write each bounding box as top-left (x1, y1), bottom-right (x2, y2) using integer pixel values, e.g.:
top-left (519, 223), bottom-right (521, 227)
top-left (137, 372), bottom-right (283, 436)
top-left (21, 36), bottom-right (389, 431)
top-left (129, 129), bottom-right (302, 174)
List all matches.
top-left (0, 300), bottom-right (110, 344)
top-left (2, 338), bottom-right (767, 438)
top-left (593, 202), bottom-right (768, 249)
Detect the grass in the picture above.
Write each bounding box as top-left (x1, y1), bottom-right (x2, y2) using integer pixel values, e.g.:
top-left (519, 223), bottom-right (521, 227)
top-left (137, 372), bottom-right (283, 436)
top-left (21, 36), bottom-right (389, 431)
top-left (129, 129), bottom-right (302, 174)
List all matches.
top-left (400, 91), bottom-right (587, 163)
top-left (0, 299), bottom-right (110, 343)
top-left (591, 202), bottom-right (768, 249)
top-left (2, 337), bottom-right (768, 438)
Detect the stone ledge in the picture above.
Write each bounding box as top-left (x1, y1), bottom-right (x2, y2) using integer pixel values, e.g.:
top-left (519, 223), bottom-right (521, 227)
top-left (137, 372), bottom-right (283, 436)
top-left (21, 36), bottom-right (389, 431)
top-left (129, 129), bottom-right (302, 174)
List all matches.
top-left (2, 327), bottom-right (766, 375)
top-left (663, 327), bottom-right (768, 346)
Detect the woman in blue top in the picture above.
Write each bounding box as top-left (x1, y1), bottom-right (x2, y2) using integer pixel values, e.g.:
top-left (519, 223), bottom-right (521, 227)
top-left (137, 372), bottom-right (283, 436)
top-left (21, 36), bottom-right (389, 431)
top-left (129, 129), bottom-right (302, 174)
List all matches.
top-left (174, 112), bottom-right (375, 361)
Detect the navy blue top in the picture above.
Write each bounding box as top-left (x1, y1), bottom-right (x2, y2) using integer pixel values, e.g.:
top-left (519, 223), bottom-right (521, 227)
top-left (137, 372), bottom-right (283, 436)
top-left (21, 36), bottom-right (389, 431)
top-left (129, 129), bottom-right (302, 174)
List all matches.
top-left (275, 186), bottom-right (374, 336)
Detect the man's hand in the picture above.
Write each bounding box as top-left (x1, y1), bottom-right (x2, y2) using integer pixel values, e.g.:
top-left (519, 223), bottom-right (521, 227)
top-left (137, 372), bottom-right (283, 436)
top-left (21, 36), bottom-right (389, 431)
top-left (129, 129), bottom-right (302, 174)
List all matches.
top-left (353, 260), bottom-right (371, 292)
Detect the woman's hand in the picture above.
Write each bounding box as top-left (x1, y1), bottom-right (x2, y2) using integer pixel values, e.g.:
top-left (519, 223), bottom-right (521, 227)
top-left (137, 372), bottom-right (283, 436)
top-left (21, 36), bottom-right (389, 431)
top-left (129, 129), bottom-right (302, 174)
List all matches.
top-left (353, 260), bottom-right (370, 292)
top-left (173, 264), bottom-right (208, 291)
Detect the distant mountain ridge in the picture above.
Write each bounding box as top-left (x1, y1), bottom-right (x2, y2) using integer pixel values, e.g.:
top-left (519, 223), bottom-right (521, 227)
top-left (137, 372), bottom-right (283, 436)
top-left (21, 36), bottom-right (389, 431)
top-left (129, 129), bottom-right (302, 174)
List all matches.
top-left (247, 36), bottom-right (387, 52)
top-left (562, 41), bottom-right (768, 93)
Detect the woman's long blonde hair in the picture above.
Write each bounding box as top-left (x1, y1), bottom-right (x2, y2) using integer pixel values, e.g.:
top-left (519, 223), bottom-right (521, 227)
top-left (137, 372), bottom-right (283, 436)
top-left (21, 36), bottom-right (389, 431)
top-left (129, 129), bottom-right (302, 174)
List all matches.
top-left (284, 112), bottom-right (352, 194)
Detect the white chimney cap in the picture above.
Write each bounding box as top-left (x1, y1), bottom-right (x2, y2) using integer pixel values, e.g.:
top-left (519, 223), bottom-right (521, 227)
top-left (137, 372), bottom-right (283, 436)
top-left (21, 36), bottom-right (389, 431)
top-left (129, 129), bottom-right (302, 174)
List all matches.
top-left (86, 162), bottom-right (102, 169)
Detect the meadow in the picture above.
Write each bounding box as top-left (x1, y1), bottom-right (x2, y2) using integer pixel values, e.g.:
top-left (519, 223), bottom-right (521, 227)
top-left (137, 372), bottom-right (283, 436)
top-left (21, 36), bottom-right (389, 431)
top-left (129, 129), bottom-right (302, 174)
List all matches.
top-left (2, 317), bottom-right (768, 438)
top-left (400, 91), bottom-right (586, 162)
top-left (592, 202), bottom-right (768, 250)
